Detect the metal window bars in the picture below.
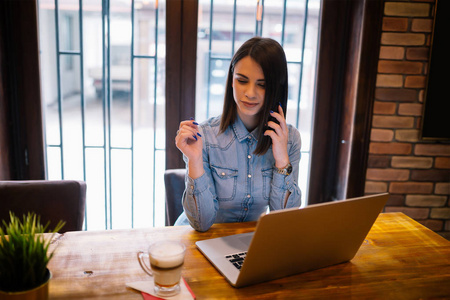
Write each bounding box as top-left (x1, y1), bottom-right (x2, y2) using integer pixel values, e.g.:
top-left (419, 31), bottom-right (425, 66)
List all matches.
top-left (39, 0), bottom-right (319, 230)
top-left (39, 0), bottom-right (165, 230)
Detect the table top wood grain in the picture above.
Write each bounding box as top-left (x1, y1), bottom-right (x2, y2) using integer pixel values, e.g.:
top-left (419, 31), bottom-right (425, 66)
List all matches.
top-left (47, 212), bottom-right (450, 299)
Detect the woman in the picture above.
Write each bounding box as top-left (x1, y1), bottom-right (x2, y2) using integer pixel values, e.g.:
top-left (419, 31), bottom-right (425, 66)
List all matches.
top-left (174, 37), bottom-right (301, 232)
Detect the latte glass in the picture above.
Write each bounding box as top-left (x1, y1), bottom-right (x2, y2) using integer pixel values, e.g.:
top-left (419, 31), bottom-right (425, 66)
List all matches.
top-left (138, 241), bottom-right (186, 297)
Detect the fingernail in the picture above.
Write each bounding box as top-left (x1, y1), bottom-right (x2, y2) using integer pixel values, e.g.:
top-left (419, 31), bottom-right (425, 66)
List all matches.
top-left (270, 110), bottom-right (274, 114)
top-left (190, 117), bottom-right (194, 120)
top-left (197, 132), bottom-right (202, 137)
top-left (279, 102), bottom-right (282, 107)
top-left (193, 135), bottom-right (198, 141)
top-left (193, 122), bottom-right (199, 125)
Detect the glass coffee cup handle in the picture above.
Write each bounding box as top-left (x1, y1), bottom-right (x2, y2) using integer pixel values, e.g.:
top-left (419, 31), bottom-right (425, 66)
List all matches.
top-left (137, 250), bottom-right (153, 276)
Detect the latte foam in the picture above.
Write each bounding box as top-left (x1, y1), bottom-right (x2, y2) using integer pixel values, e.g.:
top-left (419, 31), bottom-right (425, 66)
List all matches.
top-left (149, 241), bottom-right (185, 269)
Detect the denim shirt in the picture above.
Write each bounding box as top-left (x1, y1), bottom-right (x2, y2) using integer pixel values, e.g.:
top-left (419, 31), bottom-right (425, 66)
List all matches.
top-left (175, 115), bottom-right (302, 231)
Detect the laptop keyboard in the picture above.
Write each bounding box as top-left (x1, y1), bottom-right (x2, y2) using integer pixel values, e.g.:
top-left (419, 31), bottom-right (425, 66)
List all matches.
top-left (225, 252), bottom-right (247, 270)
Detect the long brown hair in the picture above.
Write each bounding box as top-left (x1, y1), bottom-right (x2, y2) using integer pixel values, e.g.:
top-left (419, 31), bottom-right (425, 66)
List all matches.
top-left (219, 37), bottom-right (288, 155)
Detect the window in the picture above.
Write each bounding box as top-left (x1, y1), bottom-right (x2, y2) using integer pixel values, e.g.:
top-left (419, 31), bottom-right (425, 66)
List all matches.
top-left (37, 0), bottom-right (320, 230)
top-left (38, 0), bottom-right (166, 229)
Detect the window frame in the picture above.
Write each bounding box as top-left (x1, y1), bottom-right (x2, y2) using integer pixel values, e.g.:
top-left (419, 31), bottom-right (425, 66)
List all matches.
top-left (165, 0), bottom-right (198, 170)
top-left (308, 0), bottom-right (383, 204)
top-left (0, 0), bottom-right (46, 180)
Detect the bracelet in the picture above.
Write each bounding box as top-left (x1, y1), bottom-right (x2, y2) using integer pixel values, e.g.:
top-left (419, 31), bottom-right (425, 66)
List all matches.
top-left (275, 162), bottom-right (292, 176)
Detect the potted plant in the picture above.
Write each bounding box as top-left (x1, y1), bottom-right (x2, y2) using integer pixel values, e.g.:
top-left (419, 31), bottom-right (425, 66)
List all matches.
top-left (0, 212), bottom-right (65, 299)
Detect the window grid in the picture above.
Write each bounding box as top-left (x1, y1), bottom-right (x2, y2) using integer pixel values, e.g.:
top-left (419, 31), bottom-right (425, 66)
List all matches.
top-left (41, 0), bottom-right (163, 230)
top-left (40, 0), bottom-right (318, 230)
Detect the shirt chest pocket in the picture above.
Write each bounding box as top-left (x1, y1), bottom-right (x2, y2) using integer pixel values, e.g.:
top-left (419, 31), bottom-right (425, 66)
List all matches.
top-left (211, 165), bottom-right (238, 201)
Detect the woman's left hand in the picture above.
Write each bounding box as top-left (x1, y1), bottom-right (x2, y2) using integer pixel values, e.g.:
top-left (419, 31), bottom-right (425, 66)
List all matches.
top-left (264, 104), bottom-right (290, 169)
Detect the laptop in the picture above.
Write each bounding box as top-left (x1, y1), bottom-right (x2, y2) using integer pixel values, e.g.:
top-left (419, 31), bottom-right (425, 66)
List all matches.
top-left (195, 193), bottom-right (389, 288)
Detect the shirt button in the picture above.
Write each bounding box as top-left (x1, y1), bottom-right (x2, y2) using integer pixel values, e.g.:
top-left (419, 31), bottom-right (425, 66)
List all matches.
top-left (190, 185), bottom-right (194, 190)
top-left (247, 194), bottom-right (251, 198)
top-left (247, 155), bottom-right (251, 159)
top-left (221, 172), bottom-right (225, 176)
top-left (244, 208), bottom-right (248, 211)
top-left (248, 174), bottom-right (252, 178)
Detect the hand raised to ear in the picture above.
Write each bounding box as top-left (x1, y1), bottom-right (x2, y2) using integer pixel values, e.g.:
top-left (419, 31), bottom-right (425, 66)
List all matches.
top-left (264, 104), bottom-right (289, 169)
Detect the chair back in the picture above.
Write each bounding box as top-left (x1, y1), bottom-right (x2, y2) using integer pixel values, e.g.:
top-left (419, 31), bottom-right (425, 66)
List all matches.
top-left (0, 180), bottom-right (86, 232)
top-left (164, 169), bottom-right (185, 226)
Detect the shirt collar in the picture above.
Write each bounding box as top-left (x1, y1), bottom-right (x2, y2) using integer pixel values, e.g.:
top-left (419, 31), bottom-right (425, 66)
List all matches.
top-left (232, 115), bottom-right (259, 143)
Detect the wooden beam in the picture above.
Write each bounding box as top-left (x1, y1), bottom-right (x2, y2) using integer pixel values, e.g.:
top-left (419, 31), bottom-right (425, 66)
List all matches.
top-left (0, 0), bottom-right (45, 179)
top-left (165, 0), bottom-right (198, 170)
top-left (308, 0), bottom-right (383, 203)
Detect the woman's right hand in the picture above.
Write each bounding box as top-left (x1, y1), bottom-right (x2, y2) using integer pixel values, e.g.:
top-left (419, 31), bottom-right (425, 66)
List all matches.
top-left (175, 119), bottom-right (204, 178)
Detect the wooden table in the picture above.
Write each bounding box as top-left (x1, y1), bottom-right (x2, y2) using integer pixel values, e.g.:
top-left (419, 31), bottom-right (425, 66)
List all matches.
top-left (47, 213), bottom-right (450, 299)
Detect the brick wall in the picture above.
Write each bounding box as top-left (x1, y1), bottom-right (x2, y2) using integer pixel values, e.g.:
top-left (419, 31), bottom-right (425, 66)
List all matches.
top-left (365, 0), bottom-right (450, 239)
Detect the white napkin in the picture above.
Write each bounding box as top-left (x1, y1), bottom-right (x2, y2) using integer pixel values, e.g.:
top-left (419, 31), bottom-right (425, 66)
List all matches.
top-left (126, 278), bottom-right (195, 300)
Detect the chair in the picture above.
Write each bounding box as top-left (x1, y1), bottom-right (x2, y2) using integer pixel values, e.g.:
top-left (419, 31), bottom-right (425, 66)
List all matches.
top-left (0, 180), bottom-right (86, 233)
top-left (164, 169), bottom-right (186, 226)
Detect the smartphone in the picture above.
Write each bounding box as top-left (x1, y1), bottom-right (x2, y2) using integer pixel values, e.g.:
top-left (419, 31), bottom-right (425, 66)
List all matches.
top-left (267, 102), bottom-right (282, 131)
